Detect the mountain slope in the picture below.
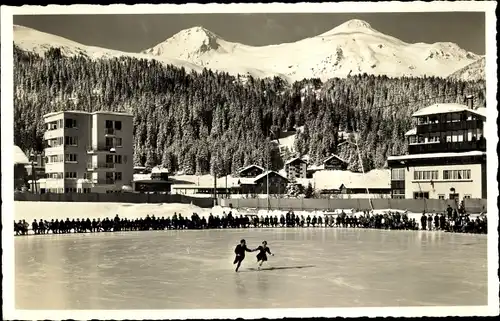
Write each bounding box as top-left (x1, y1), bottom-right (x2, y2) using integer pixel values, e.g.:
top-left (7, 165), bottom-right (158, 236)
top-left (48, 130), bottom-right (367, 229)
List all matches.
top-left (143, 19), bottom-right (481, 81)
top-left (447, 56), bottom-right (486, 81)
top-left (13, 25), bottom-right (204, 73)
top-left (15, 20), bottom-right (481, 82)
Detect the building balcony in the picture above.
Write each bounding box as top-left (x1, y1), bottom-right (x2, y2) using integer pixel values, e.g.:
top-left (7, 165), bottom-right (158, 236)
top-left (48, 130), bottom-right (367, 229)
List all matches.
top-left (87, 162), bottom-right (116, 171)
top-left (86, 145), bottom-right (117, 154)
top-left (93, 178), bottom-right (116, 185)
top-left (43, 128), bottom-right (64, 140)
top-left (416, 119), bottom-right (483, 135)
top-left (408, 140), bottom-right (486, 154)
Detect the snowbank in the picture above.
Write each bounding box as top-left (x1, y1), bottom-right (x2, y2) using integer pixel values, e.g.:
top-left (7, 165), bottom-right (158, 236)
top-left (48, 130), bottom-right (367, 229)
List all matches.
top-left (14, 201), bottom-right (211, 222)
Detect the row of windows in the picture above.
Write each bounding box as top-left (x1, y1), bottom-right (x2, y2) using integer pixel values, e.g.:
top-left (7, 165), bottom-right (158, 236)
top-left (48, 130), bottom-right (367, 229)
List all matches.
top-left (43, 188), bottom-right (92, 193)
top-left (392, 169), bottom-right (472, 181)
top-left (417, 112), bottom-right (481, 125)
top-left (414, 170), bottom-right (439, 181)
top-left (47, 153), bottom-right (80, 163)
top-left (105, 137), bottom-right (123, 147)
top-left (45, 171), bottom-right (123, 181)
top-left (105, 120), bottom-right (123, 130)
top-left (409, 129), bottom-right (484, 145)
top-left (443, 169), bottom-right (471, 180)
top-left (414, 193), bottom-right (472, 200)
top-left (391, 168), bottom-right (405, 181)
top-left (46, 136), bottom-right (79, 147)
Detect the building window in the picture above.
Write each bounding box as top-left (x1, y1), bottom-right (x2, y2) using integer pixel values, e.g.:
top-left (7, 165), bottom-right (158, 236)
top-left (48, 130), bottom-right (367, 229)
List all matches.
top-left (438, 194), bottom-right (445, 200)
top-left (105, 137), bottom-right (114, 148)
top-left (65, 172), bottom-right (77, 179)
top-left (64, 136), bottom-right (78, 146)
top-left (464, 194), bottom-right (472, 199)
top-left (115, 172), bottom-right (122, 181)
top-left (47, 155), bottom-right (64, 163)
top-left (115, 121), bottom-right (122, 130)
top-left (65, 154), bottom-right (78, 162)
top-left (413, 192), bottom-right (429, 199)
top-left (105, 120), bottom-right (113, 129)
top-left (414, 170), bottom-right (438, 180)
top-left (65, 187), bottom-right (77, 193)
top-left (114, 155), bottom-right (122, 164)
top-left (46, 172), bottom-right (64, 179)
top-left (116, 138), bottom-right (123, 147)
top-left (65, 118), bottom-right (77, 128)
top-left (443, 169), bottom-right (471, 180)
top-left (449, 193), bottom-right (460, 200)
top-left (106, 154), bottom-right (114, 163)
top-left (391, 168), bottom-right (405, 181)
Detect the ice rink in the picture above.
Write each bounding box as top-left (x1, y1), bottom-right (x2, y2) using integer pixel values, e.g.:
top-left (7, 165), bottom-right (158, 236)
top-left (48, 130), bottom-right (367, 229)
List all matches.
top-left (15, 228), bottom-right (487, 309)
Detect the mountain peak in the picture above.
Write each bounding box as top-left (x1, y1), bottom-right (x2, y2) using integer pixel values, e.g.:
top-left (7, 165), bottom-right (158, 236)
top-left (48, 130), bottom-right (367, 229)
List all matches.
top-left (338, 19), bottom-right (372, 29)
top-left (320, 19), bottom-right (376, 36)
top-left (143, 25), bottom-right (224, 58)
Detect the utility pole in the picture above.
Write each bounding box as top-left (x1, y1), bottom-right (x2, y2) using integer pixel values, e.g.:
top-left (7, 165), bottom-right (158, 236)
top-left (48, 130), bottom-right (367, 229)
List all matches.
top-left (338, 136), bottom-right (373, 211)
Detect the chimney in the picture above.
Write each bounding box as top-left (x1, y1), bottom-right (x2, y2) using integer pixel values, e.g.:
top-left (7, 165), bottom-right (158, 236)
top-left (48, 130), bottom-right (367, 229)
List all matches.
top-left (465, 95), bottom-right (474, 109)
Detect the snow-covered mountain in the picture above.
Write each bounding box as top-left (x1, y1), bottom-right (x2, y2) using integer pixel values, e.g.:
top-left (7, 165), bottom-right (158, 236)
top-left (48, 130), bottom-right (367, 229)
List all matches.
top-left (13, 25), bottom-right (204, 73)
top-left (447, 56), bottom-right (486, 81)
top-left (14, 20), bottom-right (482, 82)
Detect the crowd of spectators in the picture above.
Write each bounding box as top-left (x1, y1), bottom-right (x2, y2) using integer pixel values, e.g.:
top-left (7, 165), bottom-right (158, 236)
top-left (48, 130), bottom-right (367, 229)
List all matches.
top-left (14, 205), bottom-right (487, 236)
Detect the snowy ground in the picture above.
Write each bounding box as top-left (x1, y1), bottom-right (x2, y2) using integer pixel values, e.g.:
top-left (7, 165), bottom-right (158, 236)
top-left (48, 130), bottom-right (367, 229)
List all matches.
top-left (15, 228), bottom-right (487, 309)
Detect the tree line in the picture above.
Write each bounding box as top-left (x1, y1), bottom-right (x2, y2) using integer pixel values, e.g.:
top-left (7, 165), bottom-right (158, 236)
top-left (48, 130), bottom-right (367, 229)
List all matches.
top-left (13, 46), bottom-right (486, 175)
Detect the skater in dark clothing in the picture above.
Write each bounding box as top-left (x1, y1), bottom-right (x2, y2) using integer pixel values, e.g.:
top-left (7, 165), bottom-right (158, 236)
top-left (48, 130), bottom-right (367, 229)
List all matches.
top-left (233, 239), bottom-right (255, 272)
top-left (255, 241), bottom-right (274, 269)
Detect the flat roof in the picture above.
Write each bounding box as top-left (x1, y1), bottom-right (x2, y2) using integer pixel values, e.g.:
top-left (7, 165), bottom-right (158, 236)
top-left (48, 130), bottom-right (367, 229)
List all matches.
top-left (387, 151), bottom-right (486, 161)
top-left (44, 110), bottom-right (133, 118)
top-left (412, 103), bottom-right (486, 118)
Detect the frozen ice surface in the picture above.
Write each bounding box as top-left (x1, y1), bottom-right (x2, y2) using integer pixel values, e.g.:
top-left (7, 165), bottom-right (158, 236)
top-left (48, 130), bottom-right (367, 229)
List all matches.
top-left (15, 228), bottom-right (487, 309)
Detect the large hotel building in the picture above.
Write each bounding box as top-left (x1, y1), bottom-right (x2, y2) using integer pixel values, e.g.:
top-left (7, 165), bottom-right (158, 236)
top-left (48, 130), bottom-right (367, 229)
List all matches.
top-left (387, 101), bottom-right (487, 200)
top-left (40, 110), bottom-right (134, 193)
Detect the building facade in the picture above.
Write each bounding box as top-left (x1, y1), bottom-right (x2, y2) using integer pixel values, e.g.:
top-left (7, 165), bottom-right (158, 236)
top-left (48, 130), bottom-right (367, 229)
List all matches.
top-left (284, 157), bottom-right (307, 179)
top-left (323, 155), bottom-right (348, 171)
top-left (387, 102), bottom-right (486, 200)
top-left (238, 165), bottom-right (265, 178)
top-left (41, 110), bottom-right (134, 193)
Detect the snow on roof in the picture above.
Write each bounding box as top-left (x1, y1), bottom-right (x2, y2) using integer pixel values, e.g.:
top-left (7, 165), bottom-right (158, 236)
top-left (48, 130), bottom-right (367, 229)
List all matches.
top-left (405, 128), bottom-right (417, 136)
top-left (238, 164), bottom-right (264, 173)
top-left (43, 110), bottom-right (133, 118)
top-left (14, 145), bottom-right (30, 165)
top-left (313, 169), bottom-right (390, 190)
top-left (285, 157), bottom-right (306, 165)
top-left (151, 166), bottom-right (169, 173)
top-left (323, 154), bottom-right (347, 164)
top-left (387, 151), bottom-right (486, 161)
top-left (412, 103), bottom-right (485, 118)
top-left (254, 170), bottom-right (288, 182)
top-left (308, 164), bottom-right (325, 171)
top-left (475, 107), bottom-right (487, 118)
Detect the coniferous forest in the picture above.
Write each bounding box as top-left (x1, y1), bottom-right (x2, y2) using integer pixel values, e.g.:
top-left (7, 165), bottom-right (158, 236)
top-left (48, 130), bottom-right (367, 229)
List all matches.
top-left (13, 46), bottom-right (487, 175)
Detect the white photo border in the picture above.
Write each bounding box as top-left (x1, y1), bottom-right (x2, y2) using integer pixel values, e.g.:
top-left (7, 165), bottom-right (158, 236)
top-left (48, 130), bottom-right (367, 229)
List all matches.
top-left (1, 2), bottom-right (498, 319)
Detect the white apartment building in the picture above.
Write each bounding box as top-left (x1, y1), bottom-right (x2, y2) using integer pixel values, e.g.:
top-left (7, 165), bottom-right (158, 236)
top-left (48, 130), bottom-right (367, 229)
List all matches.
top-left (40, 110), bottom-right (134, 193)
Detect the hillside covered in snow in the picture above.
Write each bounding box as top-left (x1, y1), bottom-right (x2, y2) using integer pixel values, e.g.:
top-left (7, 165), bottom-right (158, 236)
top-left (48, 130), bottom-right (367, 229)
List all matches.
top-left (14, 19), bottom-right (482, 82)
top-left (447, 56), bottom-right (486, 82)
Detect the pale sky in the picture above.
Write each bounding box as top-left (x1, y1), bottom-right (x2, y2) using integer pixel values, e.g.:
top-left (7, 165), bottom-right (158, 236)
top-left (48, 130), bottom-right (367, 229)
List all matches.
top-left (14, 12), bottom-right (485, 54)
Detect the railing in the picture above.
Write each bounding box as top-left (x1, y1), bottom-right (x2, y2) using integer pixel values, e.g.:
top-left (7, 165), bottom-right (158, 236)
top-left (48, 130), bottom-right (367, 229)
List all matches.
top-left (87, 162), bottom-right (116, 170)
top-left (86, 145), bottom-right (116, 152)
top-left (104, 128), bottom-right (115, 135)
top-left (416, 119), bottom-right (483, 134)
top-left (93, 178), bottom-right (116, 185)
top-left (408, 140), bottom-right (486, 154)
